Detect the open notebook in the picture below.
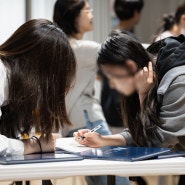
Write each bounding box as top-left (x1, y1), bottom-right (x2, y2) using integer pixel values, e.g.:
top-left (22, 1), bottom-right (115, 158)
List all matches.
top-left (55, 138), bottom-right (94, 153)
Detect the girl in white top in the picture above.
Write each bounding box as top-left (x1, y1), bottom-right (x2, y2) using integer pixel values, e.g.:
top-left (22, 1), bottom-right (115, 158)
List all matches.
top-left (53, 0), bottom-right (111, 136)
top-left (0, 19), bottom-right (76, 156)
top-left (53, 1), bottom-right (130, 185)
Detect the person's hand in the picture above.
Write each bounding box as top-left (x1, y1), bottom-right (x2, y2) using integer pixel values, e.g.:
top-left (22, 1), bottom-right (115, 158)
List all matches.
top-left (23, 133), bottom-right (61, 154)
top-left (39, 133), bottom-right (61, 153)
top-left (73, 129), bottom-right (104, 148)
top-left (135, 61), bottom-right (155, 96)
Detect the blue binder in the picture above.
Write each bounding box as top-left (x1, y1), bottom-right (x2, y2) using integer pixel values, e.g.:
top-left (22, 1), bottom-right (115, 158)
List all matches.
top-left (78, 146), bottom-right (173, 161)
top-left (0, 153), bottom-right (83, 165)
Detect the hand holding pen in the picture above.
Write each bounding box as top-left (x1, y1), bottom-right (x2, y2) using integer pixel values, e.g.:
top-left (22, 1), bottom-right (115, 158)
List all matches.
top-left (78, 124), bottom-right (102, 140)
top-left (73, 125), bottom-right (104, 148)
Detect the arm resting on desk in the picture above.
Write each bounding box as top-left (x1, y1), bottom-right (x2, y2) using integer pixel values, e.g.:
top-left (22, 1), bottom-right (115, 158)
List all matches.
top-left (74, 129), bottom-right (127, 147)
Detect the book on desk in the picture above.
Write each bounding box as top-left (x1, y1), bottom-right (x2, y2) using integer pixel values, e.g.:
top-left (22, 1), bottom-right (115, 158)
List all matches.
top-left (0, 153), bottom-right (83, 165)
top-left (56, 138), bottom-right (185, 162)
top-left (0, 138), bottom-right (184, 165)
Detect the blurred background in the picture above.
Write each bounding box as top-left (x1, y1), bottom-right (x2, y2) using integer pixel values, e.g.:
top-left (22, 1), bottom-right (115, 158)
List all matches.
top-left (0, 0), bottom-right (185, 44)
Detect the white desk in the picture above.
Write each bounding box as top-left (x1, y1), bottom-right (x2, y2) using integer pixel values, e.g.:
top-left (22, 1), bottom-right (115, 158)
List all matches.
top-left (0, 157), bottom-right (185, 181)
top-left (1, 137), bottom-right (185, 182)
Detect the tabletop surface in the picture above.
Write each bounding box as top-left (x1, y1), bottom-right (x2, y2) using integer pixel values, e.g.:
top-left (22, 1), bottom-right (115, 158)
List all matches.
top-left (0, 138), bottom-right (185, 181)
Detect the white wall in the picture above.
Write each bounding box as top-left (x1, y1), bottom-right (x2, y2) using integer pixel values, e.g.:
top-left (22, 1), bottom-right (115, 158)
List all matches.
top-left (83, 0), bottom-right (112, 43)
top-left (0, 0), bottom-right (25, 44)
top-left (26, 0), bottom-right (112, 44)
top-left (0, 0), bottom-right (112, 45)
top-left (26, 0), bottom-right (56, 21)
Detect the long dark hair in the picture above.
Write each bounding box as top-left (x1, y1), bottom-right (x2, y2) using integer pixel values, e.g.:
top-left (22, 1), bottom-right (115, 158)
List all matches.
top-left (53, 0), bottom-right (86, 35)
top-left (97, 32), bottom-right (162, 146)
top-left (0, 19), bottom-right (76, 138)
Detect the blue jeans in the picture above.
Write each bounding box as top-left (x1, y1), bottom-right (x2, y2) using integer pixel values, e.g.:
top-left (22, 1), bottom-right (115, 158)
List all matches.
top-left (83, 110), bottom-right (111, 135)
top-left (84, 110), bottom-right (130, 185)
top-left (67, 110), bottom-right (111, 137)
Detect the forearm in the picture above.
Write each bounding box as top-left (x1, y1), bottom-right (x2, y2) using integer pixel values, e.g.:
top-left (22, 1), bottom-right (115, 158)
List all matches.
top-left (101, 134), bottom-right (127, 147)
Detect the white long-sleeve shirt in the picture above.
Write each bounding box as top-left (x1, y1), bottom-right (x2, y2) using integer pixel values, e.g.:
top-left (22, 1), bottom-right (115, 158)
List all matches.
top-left (0, 60), bottom-right (24, 156)
top-left (63, 39), bottom-right (105, 136)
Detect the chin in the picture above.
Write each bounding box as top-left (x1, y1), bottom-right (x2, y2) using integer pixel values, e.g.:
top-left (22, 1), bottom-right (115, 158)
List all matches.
top-left (121, 91), bottom-right (135, 96)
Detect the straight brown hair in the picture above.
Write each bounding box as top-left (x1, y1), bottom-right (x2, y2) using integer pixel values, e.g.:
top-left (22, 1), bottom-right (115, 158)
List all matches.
top-left (0, 19), bottom-right (76, 138)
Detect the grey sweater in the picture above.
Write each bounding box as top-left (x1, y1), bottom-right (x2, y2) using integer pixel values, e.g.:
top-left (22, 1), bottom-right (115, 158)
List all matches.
top-left (120, 65), bottom-right (185, 150)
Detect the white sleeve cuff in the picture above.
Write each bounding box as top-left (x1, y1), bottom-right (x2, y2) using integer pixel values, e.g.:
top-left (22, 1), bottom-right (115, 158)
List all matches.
top-left (0, 135), bottom-right (24, 156)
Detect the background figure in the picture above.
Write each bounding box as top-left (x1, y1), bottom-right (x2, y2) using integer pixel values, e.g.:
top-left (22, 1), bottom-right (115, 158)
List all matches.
top-left (53, 1), bottom-right (129, 185)
top-left (114, 0), bottom-right (144, 33)
top-left (154, 14), bottom-right (176, 41)
top-left (53, 0), bottom-right (111, 138)
top-left (155, 1), bottom-right (185, 41)
top-left (100, 0), bottom-right (144, 134)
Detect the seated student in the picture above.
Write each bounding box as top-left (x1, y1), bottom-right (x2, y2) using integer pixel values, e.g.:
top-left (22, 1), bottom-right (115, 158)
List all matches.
top-left (0, 19), bottom-right (76, 156)
top-left (100, 0), bottom-right (144, 135)
top-left (74, 32), bottom-right (185, 151)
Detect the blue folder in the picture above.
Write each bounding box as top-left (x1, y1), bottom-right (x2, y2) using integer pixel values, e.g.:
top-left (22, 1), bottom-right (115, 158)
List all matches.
top-left (77, 146), bottom-right (173, 161)
top-left (0, 153), bottom-right (83, 165)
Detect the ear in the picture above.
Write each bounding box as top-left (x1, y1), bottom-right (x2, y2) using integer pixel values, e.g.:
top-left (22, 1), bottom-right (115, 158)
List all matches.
top-left (133, 10), bottom-right (141, 24)
top-left (180, 15), bottom-right (185, 24)
top-left (126, 60), bottom-right (138, 73)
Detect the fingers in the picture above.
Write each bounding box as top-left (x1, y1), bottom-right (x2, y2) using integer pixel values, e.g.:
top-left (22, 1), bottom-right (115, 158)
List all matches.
top-left (139, 62), bottom-right (153, 83)
top-left (73, 129), bottom-right (90, 143)
top-left (147, 61), bottom-right (154, 83)
top-left (143, 66), bottom-right (148, 81)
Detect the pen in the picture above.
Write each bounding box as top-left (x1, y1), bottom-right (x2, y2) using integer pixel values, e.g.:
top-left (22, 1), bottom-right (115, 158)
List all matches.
top-left (79, 124), bottom-right (102, 140)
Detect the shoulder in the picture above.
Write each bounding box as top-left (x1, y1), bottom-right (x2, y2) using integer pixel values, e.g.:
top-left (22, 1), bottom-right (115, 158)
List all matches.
top-left (155, 31), bottom-right (174, 42)
top-left (70, 39), bottom-right (100, 53)
top-left (158, 65), bottom-right (185, 95)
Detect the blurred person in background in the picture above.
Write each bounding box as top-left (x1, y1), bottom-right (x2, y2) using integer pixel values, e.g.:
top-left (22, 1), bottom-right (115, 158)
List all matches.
top-left (114, 0), bottom-right (144, 34)
top-left (155, 1), bottom-right (185, 41)
top-left (53, 1), bottom-right (130, 185)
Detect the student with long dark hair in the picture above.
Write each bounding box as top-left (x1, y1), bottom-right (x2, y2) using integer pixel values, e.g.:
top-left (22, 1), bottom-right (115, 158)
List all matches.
top-left (74, 31), bottom-right (185, 151)
top-left (101, 0), bottom-right (145, 135)
top-left (0, 19), bottom-right (76, 156)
